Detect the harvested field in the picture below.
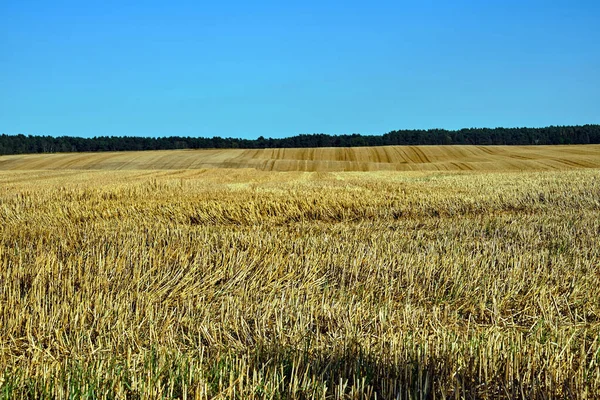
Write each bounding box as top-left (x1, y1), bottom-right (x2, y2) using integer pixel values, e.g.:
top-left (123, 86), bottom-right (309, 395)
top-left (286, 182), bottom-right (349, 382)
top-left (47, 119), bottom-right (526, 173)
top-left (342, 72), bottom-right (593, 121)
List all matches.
top-left (1, 144), bottom-right (600, 171)
top-left (0, 149), bottom-right (599, 398)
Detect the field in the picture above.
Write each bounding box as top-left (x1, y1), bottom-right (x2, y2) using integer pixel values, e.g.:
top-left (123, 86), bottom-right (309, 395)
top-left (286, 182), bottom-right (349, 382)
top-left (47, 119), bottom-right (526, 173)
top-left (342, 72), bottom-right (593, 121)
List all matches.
top-left (0, 146), bottom-right (599, 399)
top-left (2, 144), bottom-right (600, 172)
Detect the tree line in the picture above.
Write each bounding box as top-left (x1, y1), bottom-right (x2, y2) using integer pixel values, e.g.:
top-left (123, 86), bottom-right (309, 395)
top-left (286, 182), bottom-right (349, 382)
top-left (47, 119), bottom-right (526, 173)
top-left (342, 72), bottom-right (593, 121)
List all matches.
top-left (1, 124), bottom-right (599, 155)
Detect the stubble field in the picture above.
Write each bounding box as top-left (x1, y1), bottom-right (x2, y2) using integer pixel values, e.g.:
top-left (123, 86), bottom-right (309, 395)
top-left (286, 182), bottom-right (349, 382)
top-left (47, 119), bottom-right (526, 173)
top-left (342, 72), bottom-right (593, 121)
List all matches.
top-left (2, 144), bottom-right (600, 172)
top-left (0, 146), bottom-right (599, 399)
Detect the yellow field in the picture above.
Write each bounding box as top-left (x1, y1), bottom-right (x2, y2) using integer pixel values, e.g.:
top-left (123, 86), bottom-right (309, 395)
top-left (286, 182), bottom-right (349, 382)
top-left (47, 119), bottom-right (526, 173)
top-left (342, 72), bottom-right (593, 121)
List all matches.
top-left (0, 147), bottom-right (599, 398)
top-left (1, 144), bottom-right (600, 171)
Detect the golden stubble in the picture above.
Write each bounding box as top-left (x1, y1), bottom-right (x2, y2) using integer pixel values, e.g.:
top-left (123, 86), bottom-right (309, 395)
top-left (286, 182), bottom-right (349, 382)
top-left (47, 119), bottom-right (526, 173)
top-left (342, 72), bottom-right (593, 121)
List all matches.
top-left (0, 168), bottom-right (599, 398)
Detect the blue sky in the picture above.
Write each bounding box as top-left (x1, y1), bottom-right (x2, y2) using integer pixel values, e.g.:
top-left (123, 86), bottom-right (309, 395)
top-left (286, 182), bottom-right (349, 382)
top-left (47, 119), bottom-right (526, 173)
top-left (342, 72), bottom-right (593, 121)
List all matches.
top-left (1, 0), bottom-right (599, 139)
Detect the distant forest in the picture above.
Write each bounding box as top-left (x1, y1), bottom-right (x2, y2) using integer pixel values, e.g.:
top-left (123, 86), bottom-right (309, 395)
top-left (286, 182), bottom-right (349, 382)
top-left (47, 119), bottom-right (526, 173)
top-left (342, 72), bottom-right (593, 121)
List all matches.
top-left (1, 125), bottom-right (599, 155)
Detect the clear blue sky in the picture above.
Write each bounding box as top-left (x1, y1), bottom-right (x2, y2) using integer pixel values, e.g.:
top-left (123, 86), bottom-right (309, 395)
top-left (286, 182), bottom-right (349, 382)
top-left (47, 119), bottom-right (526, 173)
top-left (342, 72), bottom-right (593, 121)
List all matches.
top-left (1, 0), bottom-right (599, 139)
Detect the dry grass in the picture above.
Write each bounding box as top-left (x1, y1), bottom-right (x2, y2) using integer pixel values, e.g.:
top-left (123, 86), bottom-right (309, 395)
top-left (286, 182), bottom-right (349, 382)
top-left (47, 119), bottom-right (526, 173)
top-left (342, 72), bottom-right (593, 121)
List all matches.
top-left (1, 144), bottom-right (600, 172)
top-left (0, 165), bottom-right (599, 399)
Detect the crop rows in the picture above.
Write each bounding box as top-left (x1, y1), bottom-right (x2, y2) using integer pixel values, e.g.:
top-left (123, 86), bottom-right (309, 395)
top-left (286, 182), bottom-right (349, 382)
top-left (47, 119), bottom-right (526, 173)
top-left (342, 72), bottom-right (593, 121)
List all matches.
top-left (1, 145), bottom-right (600, 172)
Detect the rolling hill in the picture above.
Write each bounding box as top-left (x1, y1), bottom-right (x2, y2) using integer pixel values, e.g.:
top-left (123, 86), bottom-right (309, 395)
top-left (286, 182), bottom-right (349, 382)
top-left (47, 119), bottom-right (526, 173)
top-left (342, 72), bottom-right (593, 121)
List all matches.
top-left (0, 145), bottom-right (599, 172)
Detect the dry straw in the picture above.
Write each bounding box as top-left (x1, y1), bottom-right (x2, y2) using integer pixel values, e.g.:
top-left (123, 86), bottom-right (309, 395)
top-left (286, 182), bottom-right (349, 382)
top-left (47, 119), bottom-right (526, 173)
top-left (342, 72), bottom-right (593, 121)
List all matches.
top-left (0, 168), bottom-right (599, 398)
